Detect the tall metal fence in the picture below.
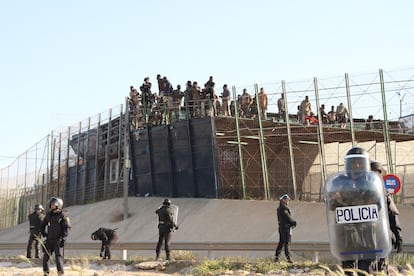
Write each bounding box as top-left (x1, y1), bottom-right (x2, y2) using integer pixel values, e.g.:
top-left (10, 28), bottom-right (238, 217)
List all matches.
top-left (219, 67), bottom-right (414, 202)
top-left (0, 104), bottom-right (125, 229)
top-left (1, 67), bottom-right (414, 229)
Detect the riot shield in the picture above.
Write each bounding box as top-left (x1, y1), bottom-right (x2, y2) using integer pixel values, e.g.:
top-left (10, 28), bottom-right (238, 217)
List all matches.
top-left (157, 204), bottom-right (179, 228)
top-left (170, 204), bottom-right (179, 229)
top-left (324, 171), bottom-right (392, 261)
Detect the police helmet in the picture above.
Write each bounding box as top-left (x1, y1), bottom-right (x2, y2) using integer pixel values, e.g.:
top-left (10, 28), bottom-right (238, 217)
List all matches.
top-left (34, 204), bottom-right (44, 211)
top-left (279, 194), bottom-right (290, 201)
top-left (344, 147), bottom-right (370, 177)
top-left (163, 198), bottom-right (171, 206)
top-left (371, 160), bottom-right (386, 176)
top-left (48, 197), bottom-right (63, 209)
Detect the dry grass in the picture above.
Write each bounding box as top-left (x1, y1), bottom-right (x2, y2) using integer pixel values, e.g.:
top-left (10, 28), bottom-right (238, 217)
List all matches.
top-left (1, 253), bottom-right (414, 275)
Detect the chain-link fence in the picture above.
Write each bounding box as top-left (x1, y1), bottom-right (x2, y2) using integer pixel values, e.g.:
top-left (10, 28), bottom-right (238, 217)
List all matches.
top-left (216, 68), bottom-right (414, 202)
top-left (0, 104), bottom-right (125, 229)
top-left (1, 67), bottom-right (414, 229)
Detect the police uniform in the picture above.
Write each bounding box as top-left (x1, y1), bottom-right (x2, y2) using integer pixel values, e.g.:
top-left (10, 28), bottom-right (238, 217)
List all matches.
top-left (374, 194), bottom-right (403, 271)
top-left (275, 194), bottom-right (296, 263)
top-left (370, 160), bottom-right (403, 272)
top-left (370, 160), bottom-right (403, 254)
top-left (155, 199), bottom-right (177, 260)
top-left (40, 198), bottom-right (71, 275)
top-left (27, 207), bottom-right (45, 258)
top-left (91, 227), bottom-right (119, 259)
top-left (387, 194), bottom-right (403, 252)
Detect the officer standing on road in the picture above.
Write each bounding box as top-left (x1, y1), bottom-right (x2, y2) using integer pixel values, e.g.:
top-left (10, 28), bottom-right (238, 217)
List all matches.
top-left (40, 197), bottom-right (71, 276)
top-left (155, 198), bottom-right (178, 261)
top-left (274, 194), bottom-right (296, 263)
top-left (91, 227), bottom-right (119, 260)
top-left (27, 204), bottom-right (45, 258)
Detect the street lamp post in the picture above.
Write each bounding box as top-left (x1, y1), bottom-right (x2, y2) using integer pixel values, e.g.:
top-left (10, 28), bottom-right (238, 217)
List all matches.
top-left (397, 92), bottom-right (407, 118)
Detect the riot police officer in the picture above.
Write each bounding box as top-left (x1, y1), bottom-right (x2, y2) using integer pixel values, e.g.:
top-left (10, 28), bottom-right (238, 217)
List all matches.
top-left (155, 198), bottom-right (178, 261)
top-left (274, 194), bottom-right (296, 263)
top-left (325, 147), bottom-right (391, 275)
top-left (371, 160), bottom-right (403, 272)
top-left (91, 227), bottom-right (119, 260)
top-left (370, 160), bottom-right (403, 252)
top-left (27, 204), bottom-right (45, 258)
top-left (40, 197), bottom-right (71, 276)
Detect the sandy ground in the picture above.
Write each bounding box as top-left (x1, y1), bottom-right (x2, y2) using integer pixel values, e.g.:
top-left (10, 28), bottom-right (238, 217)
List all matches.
top-left (0, 257), bottom-right (190, 275)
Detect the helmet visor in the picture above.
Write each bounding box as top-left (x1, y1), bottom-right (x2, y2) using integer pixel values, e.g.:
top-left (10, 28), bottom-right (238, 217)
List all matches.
top-left (345, 154), bottom-right (370, 174)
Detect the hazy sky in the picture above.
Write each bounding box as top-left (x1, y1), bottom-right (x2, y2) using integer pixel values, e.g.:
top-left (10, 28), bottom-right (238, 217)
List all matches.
top-left (1, 0), bottom-right (413, 168)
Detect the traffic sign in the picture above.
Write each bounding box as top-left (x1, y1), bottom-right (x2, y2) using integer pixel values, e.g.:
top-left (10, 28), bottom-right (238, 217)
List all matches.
top-left (383, 174), bottom-right (401, 194)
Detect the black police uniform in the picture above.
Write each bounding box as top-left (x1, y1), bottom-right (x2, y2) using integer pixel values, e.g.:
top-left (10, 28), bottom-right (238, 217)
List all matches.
top-left (27, 210), bottom-right (45, 258)
top-left (155, 204), bottom-right (177, 260)
top-left (40, 209), bottom-right (71, 275)
top-left (91, 227), bottom-right (119, 259)
top-left (375, 194), bottom-right (403, 271)
top-left (387, 194), bottom-right (403, 252)
top-left (275, 199), bottom-right (296, 262)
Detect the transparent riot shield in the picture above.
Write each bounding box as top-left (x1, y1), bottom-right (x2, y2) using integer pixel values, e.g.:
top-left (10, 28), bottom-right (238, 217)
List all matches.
top-left (170, 204), bottom-right (179, 228)
top-left (324, 171), bottom-right (391, 261)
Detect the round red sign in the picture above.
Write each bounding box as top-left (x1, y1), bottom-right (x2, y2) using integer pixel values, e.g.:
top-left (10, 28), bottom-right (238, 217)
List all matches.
top-left (383, 174), bottom-right (401, 194)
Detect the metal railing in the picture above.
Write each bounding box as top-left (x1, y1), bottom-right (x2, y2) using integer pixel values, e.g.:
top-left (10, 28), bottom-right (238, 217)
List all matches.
top-left (2, 241), bottom-right (413, 253)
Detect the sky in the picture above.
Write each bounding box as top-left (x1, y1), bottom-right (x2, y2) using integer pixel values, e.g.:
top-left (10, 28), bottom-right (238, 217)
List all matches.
top-left (1, 0), bottom-right (414, 169)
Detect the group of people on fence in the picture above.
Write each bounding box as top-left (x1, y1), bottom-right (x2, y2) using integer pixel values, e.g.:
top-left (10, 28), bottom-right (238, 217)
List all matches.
top-left (288, 94), bottom-right (350, 127)
top-left (127, 75), bottom-right (269, 129)
top-left (128, 75), bottom-right (359, 130)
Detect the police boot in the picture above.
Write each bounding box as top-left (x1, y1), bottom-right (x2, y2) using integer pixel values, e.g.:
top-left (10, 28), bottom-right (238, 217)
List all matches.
top-left (287, 256), bottom-right (293, 263)
top-left (155, 252), bottom-right (160, 260)
top-left (274, 255), bottom-right (279, 262)
top-left (166, 252), bottom-right (171, 261)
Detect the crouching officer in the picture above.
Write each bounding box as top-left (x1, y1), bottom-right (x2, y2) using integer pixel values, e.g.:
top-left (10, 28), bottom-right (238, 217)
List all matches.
top-left (91, 227), bottom-right (119, 260)
top-left (27, 204), bottom-right (45, 258)
top-left (40, 197), bottom-right (71, 276)
top-left (155, 198), bottom-right (178, 261)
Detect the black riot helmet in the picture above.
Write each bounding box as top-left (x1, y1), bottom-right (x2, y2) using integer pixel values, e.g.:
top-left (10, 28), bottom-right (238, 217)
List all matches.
top-left (48, 197), bottom-right (63, 209)
top-left (371, 160), bottom-right (386, 176)
top-left (345, 147), bottom-right (370, 178)
top-left (34, 204), bottom-right (44, 212)
top-left (163, 198), bottom-right (171, 206)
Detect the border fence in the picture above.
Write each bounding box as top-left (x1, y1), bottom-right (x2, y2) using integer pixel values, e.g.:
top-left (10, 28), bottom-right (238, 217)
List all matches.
top-left (1, 67), bottom-right (414, 229)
